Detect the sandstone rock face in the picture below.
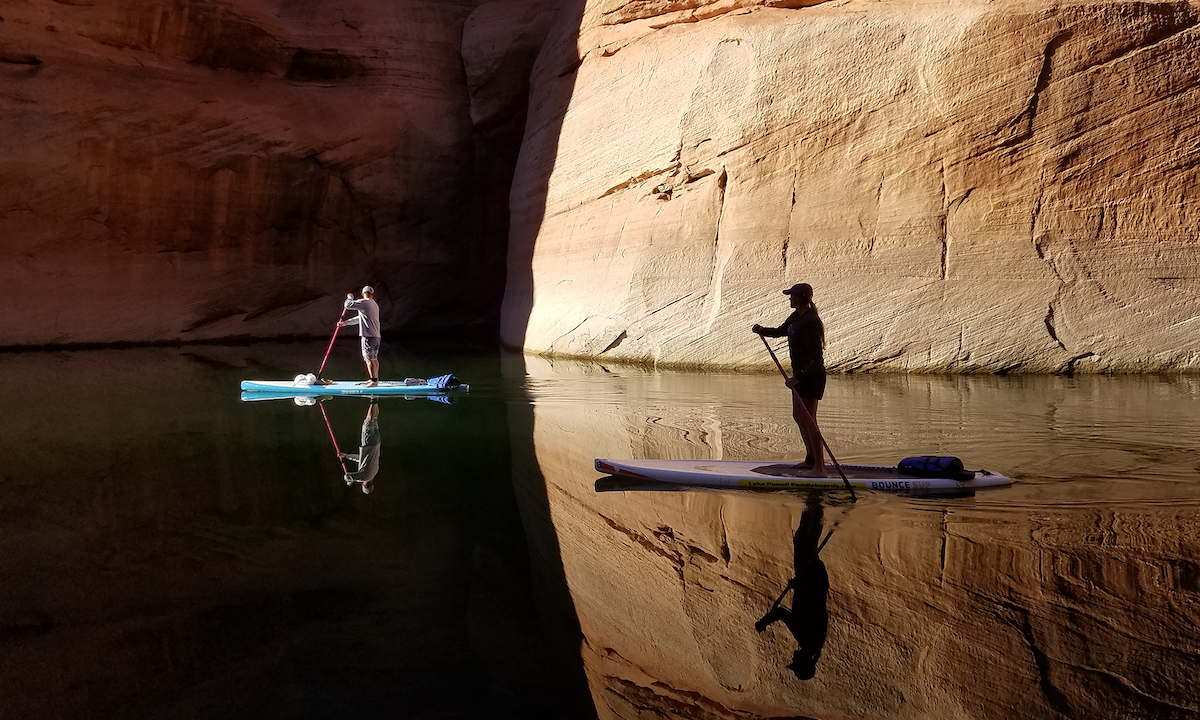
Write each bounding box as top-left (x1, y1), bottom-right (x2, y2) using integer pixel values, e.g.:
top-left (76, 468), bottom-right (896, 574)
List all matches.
top-left (0, 0), bottom-right (495, 346)
top-left (509, 354), bottom-right (1200, 718)
top-left (463, 0), bottom-right (565, 326)
top-left (502, 0), bottom-right (1200, 372)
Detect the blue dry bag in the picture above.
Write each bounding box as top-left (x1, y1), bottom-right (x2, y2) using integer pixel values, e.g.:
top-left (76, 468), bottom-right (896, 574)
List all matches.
top-left (427, 374), bottom-right (461, 390)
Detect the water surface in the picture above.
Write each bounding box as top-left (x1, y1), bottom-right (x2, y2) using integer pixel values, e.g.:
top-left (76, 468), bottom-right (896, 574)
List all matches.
top-left (511, 354), bottom-right (1200, 720)
top-left (1, 343), bottom-right (1198, 719)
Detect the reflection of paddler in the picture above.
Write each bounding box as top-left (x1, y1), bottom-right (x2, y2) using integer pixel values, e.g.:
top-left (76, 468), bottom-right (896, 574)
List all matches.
top-left (755, 495), bottom-right (830, 680)
top-left (340, 402), bottom-right (381, 494)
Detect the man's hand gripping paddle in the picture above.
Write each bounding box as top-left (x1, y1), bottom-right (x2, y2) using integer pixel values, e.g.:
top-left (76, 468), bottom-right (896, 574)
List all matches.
top-left (759, 335), bottom-right (857, 502)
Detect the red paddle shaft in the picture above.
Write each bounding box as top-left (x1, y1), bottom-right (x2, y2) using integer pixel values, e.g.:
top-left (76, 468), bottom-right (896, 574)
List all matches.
top-left (319, 401), bottom-right (350, 477)
top-left (317, 306), bottom-right (348, 376)
top-left (759, 335), bottom-right (856, 501)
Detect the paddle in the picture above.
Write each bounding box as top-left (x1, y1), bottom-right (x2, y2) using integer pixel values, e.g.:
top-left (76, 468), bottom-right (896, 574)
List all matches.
top-left (316, 306), bottom-right (348, 379)
top-left (319, 399), bottom-right (351, 478)
top-left (758, 335), bottom-right (857, 501)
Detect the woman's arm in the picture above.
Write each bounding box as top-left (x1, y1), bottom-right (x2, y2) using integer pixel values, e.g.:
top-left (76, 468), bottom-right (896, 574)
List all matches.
top-left (753, 316), bottom-right (791, 338)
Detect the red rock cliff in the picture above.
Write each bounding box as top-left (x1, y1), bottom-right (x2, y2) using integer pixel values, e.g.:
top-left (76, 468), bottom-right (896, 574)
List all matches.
top-left (1, 0), bottom-right (498, 345)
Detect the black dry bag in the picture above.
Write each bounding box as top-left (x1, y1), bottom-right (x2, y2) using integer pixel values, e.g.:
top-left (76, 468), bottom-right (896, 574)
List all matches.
top-left (897, 456), bottom-right (972, 480)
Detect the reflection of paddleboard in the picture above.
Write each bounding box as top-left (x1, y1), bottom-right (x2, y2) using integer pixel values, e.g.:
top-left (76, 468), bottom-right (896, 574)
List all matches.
top-left (595, 458), bottom-right (1012, 493)
top-left (240, 379), bottom-right (467, 397)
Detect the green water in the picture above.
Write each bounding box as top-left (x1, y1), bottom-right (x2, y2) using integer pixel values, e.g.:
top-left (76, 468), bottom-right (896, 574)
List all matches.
top-left (2, 342), bottom-right (1198, 719)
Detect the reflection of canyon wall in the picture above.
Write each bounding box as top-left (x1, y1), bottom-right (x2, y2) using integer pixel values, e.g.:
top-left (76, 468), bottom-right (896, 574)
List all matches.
top-left (502, 0), bottom-right (1200, 372)
top-left (0, 0), bottom-right (518, 345)
top-left (510, 355), bottom-right (1200, 718)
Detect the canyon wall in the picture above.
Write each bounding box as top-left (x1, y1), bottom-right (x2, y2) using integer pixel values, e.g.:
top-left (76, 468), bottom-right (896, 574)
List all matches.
top-left (0, 0), bottom-right (499, 345)
top-left (501, 0), bottom-right (1200, 372)
top-left (5, 0), bottom-right (1200, 373)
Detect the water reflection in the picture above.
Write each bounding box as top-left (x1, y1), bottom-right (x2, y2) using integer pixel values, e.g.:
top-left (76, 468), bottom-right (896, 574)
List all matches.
top-left (4, 344), bottom-right (1199, 720)
top-left (0, 343), bottom-right (594, 720)
top-left (507, 353), bottom-right (1200, 720)
top-left (754, 494), bottom-right (830, 681)
top-left (334, 401), bottom-right (381, 493)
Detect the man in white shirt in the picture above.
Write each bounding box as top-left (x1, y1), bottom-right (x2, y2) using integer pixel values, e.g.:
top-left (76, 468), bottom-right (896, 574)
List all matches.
top-left (338, 286), bottom-right (381, 387)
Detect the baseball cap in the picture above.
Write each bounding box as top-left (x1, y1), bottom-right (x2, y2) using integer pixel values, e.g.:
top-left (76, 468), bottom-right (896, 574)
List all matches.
top-left (783, 283), bottom-right (813, 299)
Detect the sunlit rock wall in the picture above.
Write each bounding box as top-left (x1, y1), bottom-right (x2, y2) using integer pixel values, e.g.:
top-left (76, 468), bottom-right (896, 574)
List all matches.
top-left (0, 0), bottom-right (496, 345)
top-left (509, 355), bottom-right (1200, 719)
top-left (502, 0), bottom-right (1200, 372)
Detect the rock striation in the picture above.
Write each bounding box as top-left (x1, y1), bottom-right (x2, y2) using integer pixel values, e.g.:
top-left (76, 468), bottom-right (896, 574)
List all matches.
top-left (501, 0), bottom-right (1200, 372)
top-left (0, 0), bottom-right (495, 345)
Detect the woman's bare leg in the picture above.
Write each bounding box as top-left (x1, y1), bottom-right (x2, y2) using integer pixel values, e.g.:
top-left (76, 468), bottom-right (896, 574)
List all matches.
top-left (797, 397), bottom-right (825, 477)
top-left (792, 395), bottom-right (824, 474)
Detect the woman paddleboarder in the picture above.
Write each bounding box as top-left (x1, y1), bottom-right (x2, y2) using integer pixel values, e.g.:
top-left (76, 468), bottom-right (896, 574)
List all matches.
top-left (753, 282), bottom-right (828, 477)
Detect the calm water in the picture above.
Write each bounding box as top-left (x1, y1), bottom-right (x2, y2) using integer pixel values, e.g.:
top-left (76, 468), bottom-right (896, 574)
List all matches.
top-left (1, 342), bottom-right (1198, 719)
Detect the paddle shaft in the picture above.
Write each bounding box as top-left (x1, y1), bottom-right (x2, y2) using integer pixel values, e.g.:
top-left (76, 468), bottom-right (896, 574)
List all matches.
top-left (319, 401), bottom-right (350, 476)
top-left (759, 335), bottom-right (857, 501)
top-left (317, 306), bottom-right (348, 376)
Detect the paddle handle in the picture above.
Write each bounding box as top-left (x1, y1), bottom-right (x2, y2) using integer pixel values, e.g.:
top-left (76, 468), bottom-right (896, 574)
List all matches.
top-left (317, 306), bottom-right (349, 376)
top-left (758, 334), bottom-right (856, 501)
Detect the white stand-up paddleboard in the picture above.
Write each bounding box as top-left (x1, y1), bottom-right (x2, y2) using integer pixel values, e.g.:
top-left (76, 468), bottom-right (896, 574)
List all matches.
top-left (595, 458), bottom-right (1012, 493)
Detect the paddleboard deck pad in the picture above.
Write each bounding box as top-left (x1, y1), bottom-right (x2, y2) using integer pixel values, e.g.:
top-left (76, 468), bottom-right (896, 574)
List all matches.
top-left (240, 379), bottom-right (468, 397)
top-left (595, 458), bottom-right (1012, 492)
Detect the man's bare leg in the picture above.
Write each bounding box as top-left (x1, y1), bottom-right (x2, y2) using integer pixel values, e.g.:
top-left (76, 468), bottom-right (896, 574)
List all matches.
top-left (364, 358), bottom-right (379, 387)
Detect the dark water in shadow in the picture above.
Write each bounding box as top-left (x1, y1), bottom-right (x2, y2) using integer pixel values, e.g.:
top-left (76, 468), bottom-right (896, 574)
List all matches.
top-left (3, 343), bottom-right (1198, 719)
top-left (0, 342), bottom-right (593, 720)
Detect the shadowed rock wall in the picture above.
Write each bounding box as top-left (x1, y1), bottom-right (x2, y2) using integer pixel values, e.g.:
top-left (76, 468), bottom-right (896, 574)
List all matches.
top-left (501, 0), bottom-right (1200, 372)
top-left (0, 0), bottom-right (498, 345)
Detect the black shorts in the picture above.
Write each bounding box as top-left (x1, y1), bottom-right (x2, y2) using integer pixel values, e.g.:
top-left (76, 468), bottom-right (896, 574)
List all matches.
top-left (792, 369), bottom-right (826, 400)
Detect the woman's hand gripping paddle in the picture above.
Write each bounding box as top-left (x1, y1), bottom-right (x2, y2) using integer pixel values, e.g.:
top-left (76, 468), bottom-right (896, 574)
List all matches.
top-left (759, 335), bottom-right (857, 502)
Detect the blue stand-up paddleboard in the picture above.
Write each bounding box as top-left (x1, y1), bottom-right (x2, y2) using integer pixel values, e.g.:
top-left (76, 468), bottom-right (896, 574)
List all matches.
top-left (595, 457), bottom-right (1012, 494)
top-left (241, 373), bottom-right (468, 400)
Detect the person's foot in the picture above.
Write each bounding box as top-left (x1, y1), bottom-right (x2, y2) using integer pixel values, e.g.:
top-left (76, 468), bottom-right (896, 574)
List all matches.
top-left (363, 380), bottom-right (379, 388)
top-left (798, 467), bottom-right (828, 478)
top-left (793, 460), bottom-right (814, 470)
